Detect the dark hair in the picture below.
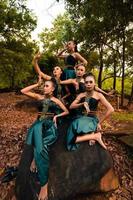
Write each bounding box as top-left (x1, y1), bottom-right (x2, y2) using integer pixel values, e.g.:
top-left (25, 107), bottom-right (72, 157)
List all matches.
top-left (52, 66), bottom-right (64, 81)
top-left (83, 72), bottom-right (96, 81)
top-left (50, 78), bottom-right (58, 97)
top-left (44, 78), bottom-right (58, 97)
top-left (73, 40), bottom-right (78, 52)
top-left (67, 40), bottom-right (78, 52)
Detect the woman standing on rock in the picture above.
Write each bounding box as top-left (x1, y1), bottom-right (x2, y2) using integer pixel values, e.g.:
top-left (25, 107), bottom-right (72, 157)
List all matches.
top-left (16, 77), bottom-right (69, 200)
top-left (57, 40), bottom-right (88, 80)
top-left (67, 73), bottom-right (114, 150)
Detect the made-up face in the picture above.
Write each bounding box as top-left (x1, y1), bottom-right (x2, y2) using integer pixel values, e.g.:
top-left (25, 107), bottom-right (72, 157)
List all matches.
top-left (43, 81), bottom-right (54, 95)
top-left (85, 76), bottom-right (96, 91)
top-left (76, 65), bottom-right (86, 77)
top-left (53, 66), bottom-right (62, 77)
top-left (66, 41), bottom-right (75, 52)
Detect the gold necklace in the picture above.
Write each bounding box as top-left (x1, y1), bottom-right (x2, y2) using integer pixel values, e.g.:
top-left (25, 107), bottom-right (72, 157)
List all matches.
top-left (86, 90), bottom-right (94, 98)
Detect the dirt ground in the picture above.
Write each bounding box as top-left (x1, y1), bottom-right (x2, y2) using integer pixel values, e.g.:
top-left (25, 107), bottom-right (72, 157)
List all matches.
top-left (0, 93), bottom-right (132, 200)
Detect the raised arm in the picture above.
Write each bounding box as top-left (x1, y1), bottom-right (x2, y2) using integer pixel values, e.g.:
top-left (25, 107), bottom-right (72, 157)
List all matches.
top-left (98, 93), bottom-right (114, 125)
top-left (60, 79), bottom-right (74, 85)
top-left (21, 77), bottom-right (42, 100)
top-left (32, 53), bottom-right (51, 81)
top-left (75, 52), bottom-right (88, 66)
top-left (95, 86), bottom-right (110, 96)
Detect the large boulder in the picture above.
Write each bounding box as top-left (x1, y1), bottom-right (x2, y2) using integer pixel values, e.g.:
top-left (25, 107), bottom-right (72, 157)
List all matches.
top-left (48, 121), bottom-right (118, 200)
top-left (15, 120), bottom-right (119, 200)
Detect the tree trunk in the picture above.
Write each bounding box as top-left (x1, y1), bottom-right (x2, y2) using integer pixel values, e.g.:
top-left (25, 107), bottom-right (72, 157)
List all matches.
top-left (121, 31), bottom-right (125, 107)
top-left (113, 54), bottom-right (116, 90)
top-left (98, 45), bottom-right (103, 88)
top-left (128, 82), bottom-right (133, 105)
top-left (10, 66), bottom-right (15, 89)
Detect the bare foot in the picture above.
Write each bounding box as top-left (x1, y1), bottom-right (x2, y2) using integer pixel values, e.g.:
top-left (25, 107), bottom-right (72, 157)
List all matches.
top-left (94, 132), bottom-right (107, 149)
top-left (89, 139), bottom-right (96, 146)
top-left (30, 159), bottom-right (37, 172)
top-left (88, 133), bottom-right (95, 146)
top-left (38, 183), bottom-right (48, 200)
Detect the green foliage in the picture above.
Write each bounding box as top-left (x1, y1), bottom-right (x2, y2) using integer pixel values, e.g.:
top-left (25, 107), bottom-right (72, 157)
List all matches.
top-left (63, 0), bottom-right (133, 103)
top-left (0, 0), bottom-right (37, 89)
top-left (37, 52), bottom-right (59, 75)
top-left (39, 13), bottom-right (77, 54)
top-left (0, 0), bottom-right (37, 40)
top-left (92, 68), bottom-right (132, 95)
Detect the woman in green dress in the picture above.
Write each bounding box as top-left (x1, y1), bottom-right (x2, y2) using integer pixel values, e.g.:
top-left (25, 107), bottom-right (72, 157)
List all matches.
top-left (60, 63), bottom-right (112, 98)
top-left (67, 73), bottom-right (114, 151)
top-left (57, 40), bottom-right (88, 80)
top-left (33, 53), bottom-right (112, 106)
top-left (32, 52), bottom-right (65, 100)
top-left (21, 77), bottom-right (69, 200)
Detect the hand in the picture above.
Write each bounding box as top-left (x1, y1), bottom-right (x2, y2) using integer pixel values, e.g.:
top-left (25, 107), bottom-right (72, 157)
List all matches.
top-left (72, 80), bottom-right (79, 90)
top-left (107, 89), bottom-right (115, 97)
top-left (34, 52), bottom-right (41, 60)
top-left (83, 102), bottom-right (90, 114)
top-left (30, 159), bottom-right (37, 172)
top-left (63, 43), bottom-right (68, 50)
top-left (97, 123), bottom-right (102, 131)
top-left (53, 115), bottom-right (57, 128)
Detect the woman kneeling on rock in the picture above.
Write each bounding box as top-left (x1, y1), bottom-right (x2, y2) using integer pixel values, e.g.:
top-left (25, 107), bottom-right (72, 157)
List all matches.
top-left (20, 77), bottom-right (69, 200)
top-left (67, 73), bottom-right (114, 151)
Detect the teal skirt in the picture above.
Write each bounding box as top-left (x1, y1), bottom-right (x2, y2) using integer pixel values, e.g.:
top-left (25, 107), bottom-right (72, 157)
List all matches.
top-left (63, 68), bottom-right (76, 80)
top-left (26, 118), bottom-right (58, 186)
top-left (67, 116), bottom-right (99, 151)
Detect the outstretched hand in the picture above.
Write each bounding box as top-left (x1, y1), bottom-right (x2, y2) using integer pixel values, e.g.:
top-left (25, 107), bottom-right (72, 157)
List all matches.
top-left (34, 52), bottom-right (41, 60)
top-left (63, 43), bottom-right (68, 51)
top-left (107, 89), bottom-right (116, 97)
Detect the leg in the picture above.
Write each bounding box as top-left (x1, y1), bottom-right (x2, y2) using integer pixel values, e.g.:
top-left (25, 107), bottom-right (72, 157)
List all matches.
top-left (75, 132), bottom-right (107, 149)
top-left (34, 150), bottom-right (49, 200)
top-left (38, 183), bottom-right (48, 200)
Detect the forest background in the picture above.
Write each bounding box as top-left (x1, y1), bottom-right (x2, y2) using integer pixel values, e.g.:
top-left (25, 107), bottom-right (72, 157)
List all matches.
top-left (0, 0), bottom-right (133, 107)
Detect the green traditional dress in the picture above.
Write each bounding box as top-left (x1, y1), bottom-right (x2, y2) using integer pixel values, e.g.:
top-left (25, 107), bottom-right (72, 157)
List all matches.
top-left (67, 97), bottom-right (99, 151)
top-left (26, 98), bottom-right (61, 186)
top-left (63, 54), bottom-right (77, 80)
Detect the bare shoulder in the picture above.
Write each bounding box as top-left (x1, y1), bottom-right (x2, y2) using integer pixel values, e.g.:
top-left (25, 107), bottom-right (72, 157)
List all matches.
top-left (96, 92), bottom-right (111, 105)
top-left (74, 52), bottom-right (80, 57)
top-left (77, 92), bottom-right (86, 99)
top-left (97, 92), bottom-right (105, 99)
top-left (75, 52), bottom-right (80, 55)
top-left (51, 97), bottom-right (61, 105)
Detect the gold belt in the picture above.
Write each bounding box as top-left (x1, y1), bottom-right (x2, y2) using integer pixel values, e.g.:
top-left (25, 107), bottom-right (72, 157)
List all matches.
top-left (83, 111), bottom-right (97, 116)
top-left (38, 112), bottom-right (55, 120)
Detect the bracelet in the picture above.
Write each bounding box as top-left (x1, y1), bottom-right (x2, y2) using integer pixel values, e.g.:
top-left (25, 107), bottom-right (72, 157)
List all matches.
top-left (57, 114), bottom-right (61, 118)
